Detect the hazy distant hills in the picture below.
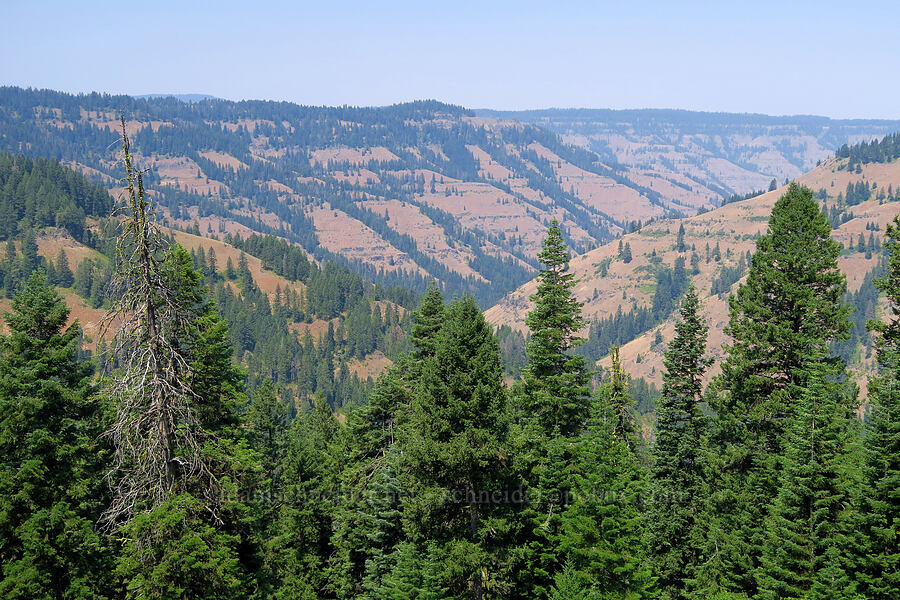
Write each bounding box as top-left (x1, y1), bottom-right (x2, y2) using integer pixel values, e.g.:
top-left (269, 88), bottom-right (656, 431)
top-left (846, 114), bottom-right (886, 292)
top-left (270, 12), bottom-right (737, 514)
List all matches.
top-left (0, 87), bottom-right (699, 305)
top-left (2, 86), bottom-right (897, 309)
top-left (486, 143), bottom-right (900, 388)
top-left (134, 93), bottom-right (220, 103)
top-left (478, 108), bottom-right (900, 203)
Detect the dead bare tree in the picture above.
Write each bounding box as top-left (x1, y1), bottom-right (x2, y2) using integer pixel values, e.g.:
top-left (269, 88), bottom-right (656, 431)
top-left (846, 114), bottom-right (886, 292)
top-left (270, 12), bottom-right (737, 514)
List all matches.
top-left (101, 117), bottom-right (219, 529)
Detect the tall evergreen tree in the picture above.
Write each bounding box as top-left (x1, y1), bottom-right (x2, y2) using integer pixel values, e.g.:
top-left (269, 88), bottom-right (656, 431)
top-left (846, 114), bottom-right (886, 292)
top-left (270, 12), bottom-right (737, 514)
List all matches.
top-left (557, 347), bottom-right (652, 599)
top-left (858, 215), bottom-right (900, 599)
top-left (522, 218), bottom-right (590, 439)
top-left (513, 220), bottom-right (591, 598)
top-left (271, 397), bottom-right (340, 600)
top-left (245, 379), bottom-right (289, 524)
top-left (646, 285), bottom-right (710, 599)
top-left (55, 248), bottom-right (74, 287)
top-left (410, 282), bottom-right (444, 361)
top-left (331, 363), bottom-right (412, 599)
top-left (403, 296), bottom-right (511, 600)
top-left (0, 271), bottom-right (114, 598)
top-left (699, 183), bottom-right (851, 596)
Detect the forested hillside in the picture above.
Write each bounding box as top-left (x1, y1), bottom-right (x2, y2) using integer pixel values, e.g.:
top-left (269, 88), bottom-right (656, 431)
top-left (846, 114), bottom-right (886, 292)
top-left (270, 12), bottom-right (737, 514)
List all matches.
top-left (480, 107), bottom-right (900, 205)
top-left (4, 166), bottom-right (900, 597)
top-left (0, 86), bottom-right (704, 306)
top-left (0, 150), bottom-right (419, 410)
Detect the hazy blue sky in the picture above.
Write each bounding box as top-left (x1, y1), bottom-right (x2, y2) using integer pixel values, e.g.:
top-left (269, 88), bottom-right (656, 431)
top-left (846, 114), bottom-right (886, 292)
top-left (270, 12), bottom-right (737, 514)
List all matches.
top-left (3, 0), bottom-right (898, 118)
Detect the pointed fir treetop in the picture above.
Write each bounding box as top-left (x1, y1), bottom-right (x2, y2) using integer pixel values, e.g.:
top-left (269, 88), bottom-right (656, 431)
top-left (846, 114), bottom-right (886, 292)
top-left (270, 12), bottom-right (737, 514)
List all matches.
top-left (604, 346), bottom-right (638, 445)
top-left (3, 269), bottom-right (80, 351)
top-left (524, 220), bottom-right (590, 436)
top-left (661, 283), bottom-right (712, 404)
top-left (721, 182), bottom-right (850, 414)
top-left (410, 281), bottom-right (444, 361)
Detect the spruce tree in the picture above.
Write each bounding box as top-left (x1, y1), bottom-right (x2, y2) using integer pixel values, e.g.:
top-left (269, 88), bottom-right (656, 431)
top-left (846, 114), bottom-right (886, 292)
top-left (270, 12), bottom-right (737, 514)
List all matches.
top-left (55, 248), bottom-right (74, 287)
top-left (359, 447), bottom-right (405, 599)
top-left (245, 379), bottom-right (288, 524)
top-left (271, 397), bottom-right (340, 599)
top-left (646, 285), bottom-right (710, 599)
top-left (858, 215), bottom-right (900, 599)
top-left (332, 364), bottom-right (412, 598)
top-left (557, 347), bottom-right (652, 599)
top-left (0, 271), bottom-right (114, 598)
top-left (699, 183), bottom-right (851, 596)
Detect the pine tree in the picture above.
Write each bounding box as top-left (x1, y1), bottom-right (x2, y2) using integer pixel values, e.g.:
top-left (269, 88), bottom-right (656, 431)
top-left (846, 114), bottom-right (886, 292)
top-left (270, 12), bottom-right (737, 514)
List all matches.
top-left (699, 183), bottom-right (851, 596)
top-left (0, 271), bottom-right (114, 598)
top-left (858, 215), bottom-right (900, 599)
top-left (646, 285), bottom-right (710, 599)
top-left (403, 296), bottom-right (511, 600)
top-left (676, 223), bottom-right (686, 253)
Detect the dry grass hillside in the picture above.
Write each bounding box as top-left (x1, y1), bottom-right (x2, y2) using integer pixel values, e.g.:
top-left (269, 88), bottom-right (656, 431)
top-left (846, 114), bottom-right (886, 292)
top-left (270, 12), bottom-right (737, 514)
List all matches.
top-left (481, 108), bottom-right (900, 206)
top-left (486, 156), bottom-right (900, 387)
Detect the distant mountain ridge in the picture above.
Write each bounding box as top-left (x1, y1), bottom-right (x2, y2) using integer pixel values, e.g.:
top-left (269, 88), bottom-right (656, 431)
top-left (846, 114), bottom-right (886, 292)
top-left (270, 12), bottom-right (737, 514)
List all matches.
top-left (478, 107), bottom-right (900, 203)
top-left (133, 93), bottom-right (220, 103)
top-left (0, 86), bottom-right (706, 305)
top-left (2, 86), bottom-right (896, 308)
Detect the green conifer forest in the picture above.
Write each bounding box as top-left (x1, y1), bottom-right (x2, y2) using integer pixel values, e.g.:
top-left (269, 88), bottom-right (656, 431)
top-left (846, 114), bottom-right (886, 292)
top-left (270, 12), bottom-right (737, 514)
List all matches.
top-left (2, 121), bottom-right (900, 600)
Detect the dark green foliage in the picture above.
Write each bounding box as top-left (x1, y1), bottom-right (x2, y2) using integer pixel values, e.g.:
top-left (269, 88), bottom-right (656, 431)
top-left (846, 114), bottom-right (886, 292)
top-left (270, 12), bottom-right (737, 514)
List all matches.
top-left (512, 222), bottom-right (592, 598)
top-left (523, 220), bottom-right (590, 437)
top-left (331, 363), bottom-right (412, 599)
top-left (858, 215), bottom-right (900, 599)
top-left (115, 494), bottom-right (251, 600)
top-left (403, 295), bottom-right (511, 599)
top-left (756, 356), bottom-right (861, 600)
top-left (700, 183), bottom-right (851, 597)
top-left (410, 282), bottom-right (444, 361)
top-left (836, 132), bottom-right (900, 166)
top-left (844, 180), bottom-right (872, 206)
top-left (54, 248), bottom-right (74, 287)
top-left (0, 271), bottom-right (113, 598)
top-left (646, 286), bottom-right (711, 599)
top-left (270, 398), bottom-right (340, 599)
top-left (556, 348), bottom-right (651, 599)
top-left (0, 153), bottom-right (112, 242)
top-left (245, 380), bottom-right (288, 522)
